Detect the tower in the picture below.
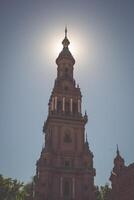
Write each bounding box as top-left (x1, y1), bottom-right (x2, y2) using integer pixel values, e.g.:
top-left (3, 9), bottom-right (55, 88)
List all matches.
top-left (113, 145), bottom-right (125, 173)
top-left (34, 28), bottom-right (96, 200)
top-left (110, 146), bottom-right (134, 200)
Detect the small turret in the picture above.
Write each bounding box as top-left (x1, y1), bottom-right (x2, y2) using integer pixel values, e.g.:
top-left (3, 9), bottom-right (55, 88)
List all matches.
top-left (114, 145), bottom-right (125, 171)
top-left (110, 145), bottom-right (125, 181)
top-left (84, 111), bottom-right (88, 124)
top-left (85, 133), bottom-right (89, 151)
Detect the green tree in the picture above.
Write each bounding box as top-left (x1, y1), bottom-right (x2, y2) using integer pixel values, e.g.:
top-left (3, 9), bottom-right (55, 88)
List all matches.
top-left (23, 182), bottom-right (33, 200)
top-left (100, 183), bottom-right (111, 200)
top-left (0, 174), bottom-right (27, 200)
top-left (95, 186), bottom-right (101, 200)
top-left (95, 184), bottom-right (112, 200)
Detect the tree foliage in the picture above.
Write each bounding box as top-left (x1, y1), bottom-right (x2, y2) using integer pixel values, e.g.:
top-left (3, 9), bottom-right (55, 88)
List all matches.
top-left (96, 183), bottom-right (112, 200)
top-left (0, 174), bottom-right (32, 200)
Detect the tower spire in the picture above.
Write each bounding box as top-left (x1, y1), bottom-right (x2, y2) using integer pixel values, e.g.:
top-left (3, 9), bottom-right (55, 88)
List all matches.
top-left (65, 26), bottom-right (67, 38)
top-left (116, 144), bottom-right (120, 156)
top-left (62, 27), bottom-right (70, 48)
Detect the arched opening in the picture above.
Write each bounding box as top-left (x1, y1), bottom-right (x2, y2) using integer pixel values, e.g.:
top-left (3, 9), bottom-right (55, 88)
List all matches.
top-left (64, 133), bottom-right (72, 143)
top-left (57, 100), bottom-right (62, 113)
top-left (63, 181), bottom-right (70, 197)
top-left (65, 101), bottom-right (70, 114)
top-left (73, 102), bottom-right (77, 114)
top-left (65, 67), bottom-right (70, 78)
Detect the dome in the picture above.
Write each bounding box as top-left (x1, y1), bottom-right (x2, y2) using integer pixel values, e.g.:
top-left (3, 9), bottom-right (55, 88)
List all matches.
top-left (56, 28), bottom-right (75, 65)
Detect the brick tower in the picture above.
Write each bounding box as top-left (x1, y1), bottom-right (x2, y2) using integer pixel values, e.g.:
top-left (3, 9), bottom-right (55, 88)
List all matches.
top-left (34, 28), bottom-right (96, 200)
top-left (110, 145), bottom-right (134, 200)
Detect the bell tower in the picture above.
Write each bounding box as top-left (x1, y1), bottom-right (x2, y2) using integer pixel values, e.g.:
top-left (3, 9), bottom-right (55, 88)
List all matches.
top-left (34, 28), bottom-right (96, 200)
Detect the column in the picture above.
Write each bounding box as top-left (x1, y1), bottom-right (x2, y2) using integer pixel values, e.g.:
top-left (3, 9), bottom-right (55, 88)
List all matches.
top-left (60, 177), bottom-right (63, 197)
top-left (62, 97), bottom-right (65, 112)
top-left (55, 96), bottom-right (57, 111)
top-left (72, 177), bottom-right (75, 199)
top-left (51, 97), bottom-right (54, 111)
top-left (70, 98), bottom-right (73, 113)
top-left (78, 99), bottom-right (81, 113)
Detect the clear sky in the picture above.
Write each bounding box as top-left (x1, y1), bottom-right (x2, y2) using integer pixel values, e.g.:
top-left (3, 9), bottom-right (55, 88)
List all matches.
top-left (0, 0), bottom-right (134, 186)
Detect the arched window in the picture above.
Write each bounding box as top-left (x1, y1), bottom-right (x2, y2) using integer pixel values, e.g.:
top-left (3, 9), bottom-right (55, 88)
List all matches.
top-left (65, 67), bottom-right (68, 73)
top-left (73, 102), bottom-right (77, 114)
top-left (57, 100), bottom-right (62, 113)
top-left (64, 86), bottom-right (68, 91)
top-left (64, 160), bottom-right (70, 168)
top-left (63, 181), bottom-right (70, 196)
top-left (64, 133), bottom-right (72, 143)
top-left (65, 67), bottom-right (70, 78)
top-left (65, 102), bottom-right (70, 114)
top-left (44, 158), bottom-right (47, 164)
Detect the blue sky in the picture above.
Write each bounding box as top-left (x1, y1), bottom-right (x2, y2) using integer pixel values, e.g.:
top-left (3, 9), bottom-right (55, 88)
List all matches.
top-left (0, 0), bottom-right (134, 186)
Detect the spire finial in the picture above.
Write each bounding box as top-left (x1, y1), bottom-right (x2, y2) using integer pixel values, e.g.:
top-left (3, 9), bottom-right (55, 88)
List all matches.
top-left (62, 26), bottom-right (70, 48)
top-left (116, 144), bottom-right (120, 156)
top-left (65, 26), bottom-right (67, 38)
